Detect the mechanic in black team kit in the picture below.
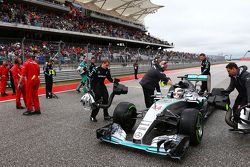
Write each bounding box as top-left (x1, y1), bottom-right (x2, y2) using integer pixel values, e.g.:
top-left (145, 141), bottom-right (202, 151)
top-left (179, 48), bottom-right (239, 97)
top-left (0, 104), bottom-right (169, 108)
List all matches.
top-left (89, 56), bottom-right (96, 76)
top-left (224, 62), bottom-right (250, 122)
top-left (199, 53), bottom-right (211, 94)
top-left (151, 56), bottom-right (163, 93)
top-left (140, 60), bottom-right (173, 108)
top-left (90, 59), bottom-right (113, 122)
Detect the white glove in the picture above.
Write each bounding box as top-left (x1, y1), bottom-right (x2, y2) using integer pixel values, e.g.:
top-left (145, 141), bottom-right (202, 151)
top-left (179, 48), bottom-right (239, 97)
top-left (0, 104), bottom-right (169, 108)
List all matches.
top-left (156, 92), bottom-right (162, 95)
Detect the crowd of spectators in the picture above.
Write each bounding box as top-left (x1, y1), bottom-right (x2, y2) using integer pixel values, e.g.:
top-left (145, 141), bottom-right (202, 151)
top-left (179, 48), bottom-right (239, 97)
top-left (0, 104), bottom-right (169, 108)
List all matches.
top-left (0, 38), bottom-right (200, 67)
top-left (0, 39), bottom-right (141, 64)
top-left (160, 50), bottom-right (199, 63)
top-left (0, 0), bottom-right (171, 45)
top-left (0, 0), bottom-right (195, 65)
top-left (0, 39), bottom-right (84, 64)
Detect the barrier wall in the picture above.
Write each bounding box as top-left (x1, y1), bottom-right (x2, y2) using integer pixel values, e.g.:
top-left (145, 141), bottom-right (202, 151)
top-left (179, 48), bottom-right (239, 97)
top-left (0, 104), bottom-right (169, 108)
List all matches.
top-left (39, 61), bottom-right (225, 83)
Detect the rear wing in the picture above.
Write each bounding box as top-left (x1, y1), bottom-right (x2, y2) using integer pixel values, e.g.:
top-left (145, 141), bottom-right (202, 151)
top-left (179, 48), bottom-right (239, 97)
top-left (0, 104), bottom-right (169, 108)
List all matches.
top-left (178, 74), bottom-right (208, 81)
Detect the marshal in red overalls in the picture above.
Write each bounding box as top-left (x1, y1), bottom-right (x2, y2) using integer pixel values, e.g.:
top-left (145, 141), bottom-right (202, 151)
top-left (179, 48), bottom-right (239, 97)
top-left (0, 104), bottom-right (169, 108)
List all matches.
top-left (11, 60), bottom-right (26, 109)
top-left (21, 58), bottom-right (40, 112)
top-left (0, 62), bottom-right (9, 96)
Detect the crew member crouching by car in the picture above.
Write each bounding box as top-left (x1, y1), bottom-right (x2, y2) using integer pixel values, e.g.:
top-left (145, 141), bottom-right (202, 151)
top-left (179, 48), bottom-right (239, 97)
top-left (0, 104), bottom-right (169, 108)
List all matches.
top-left (224, 62), bottom-right (250, 122)
top-left (140, 61), bottom-right (173, 108)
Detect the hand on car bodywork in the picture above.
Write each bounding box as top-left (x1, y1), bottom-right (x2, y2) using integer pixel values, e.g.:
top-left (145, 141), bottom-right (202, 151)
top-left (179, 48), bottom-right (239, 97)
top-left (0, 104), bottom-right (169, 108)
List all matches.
top-left (114, 78), bottom-right (120, 84)
top-left (168, 80), bottom-right (174, 86)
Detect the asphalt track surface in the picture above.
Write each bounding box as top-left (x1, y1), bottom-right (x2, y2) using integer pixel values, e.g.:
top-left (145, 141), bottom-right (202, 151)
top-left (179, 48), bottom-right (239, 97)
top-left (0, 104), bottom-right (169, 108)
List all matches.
top-left (1, 61), bottom-right (250, 167)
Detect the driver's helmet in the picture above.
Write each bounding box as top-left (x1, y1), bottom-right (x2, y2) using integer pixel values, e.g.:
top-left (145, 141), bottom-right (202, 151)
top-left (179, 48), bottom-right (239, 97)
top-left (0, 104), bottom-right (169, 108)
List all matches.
top-left (173, 88), bottom-right (184, 99)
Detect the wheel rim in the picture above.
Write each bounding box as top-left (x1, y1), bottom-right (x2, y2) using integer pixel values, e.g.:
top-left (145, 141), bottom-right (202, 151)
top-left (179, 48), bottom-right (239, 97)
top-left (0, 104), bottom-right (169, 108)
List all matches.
top-left (196, 113), bottom-right (203, 142)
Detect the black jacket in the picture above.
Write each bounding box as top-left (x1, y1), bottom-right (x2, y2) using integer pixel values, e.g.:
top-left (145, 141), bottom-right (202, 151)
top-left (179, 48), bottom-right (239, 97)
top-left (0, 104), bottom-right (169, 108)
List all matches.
top-left (43, 63), bottom-right (54, 78)
top-left (88, 62), bottom-right (96, 77)
top-left (201, 59), bottom-right (210, 75)
top-left (226, 66), bottom-right (250, 103)
top-left (140, 66), bottom-right (170, 91)
top-left (91, 66), bottom-right (113, 89)
top-left (89, 63), bottom-right (96, 73)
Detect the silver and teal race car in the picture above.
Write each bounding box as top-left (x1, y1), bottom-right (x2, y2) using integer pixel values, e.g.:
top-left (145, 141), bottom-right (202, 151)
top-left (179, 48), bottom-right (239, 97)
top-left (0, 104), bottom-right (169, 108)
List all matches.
top-left (96, 75), bottom-right (214, 160)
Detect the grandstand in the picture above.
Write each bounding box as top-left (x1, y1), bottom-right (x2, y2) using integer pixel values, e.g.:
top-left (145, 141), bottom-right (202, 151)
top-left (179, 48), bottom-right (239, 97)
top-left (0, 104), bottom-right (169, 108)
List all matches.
top-left (0, 0), bottom-right (174, 65)
top-left (0, 0), bottom-right (225, 69)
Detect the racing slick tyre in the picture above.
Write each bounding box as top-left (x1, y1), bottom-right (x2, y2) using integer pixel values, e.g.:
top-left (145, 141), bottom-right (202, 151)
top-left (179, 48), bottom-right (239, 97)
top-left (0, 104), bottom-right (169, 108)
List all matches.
top-left (113, 102), bottom-right (137, 132)
top-left (179, 109), bottom-right (203, 146)
top-left (225, 107), bottom-right (237, 129)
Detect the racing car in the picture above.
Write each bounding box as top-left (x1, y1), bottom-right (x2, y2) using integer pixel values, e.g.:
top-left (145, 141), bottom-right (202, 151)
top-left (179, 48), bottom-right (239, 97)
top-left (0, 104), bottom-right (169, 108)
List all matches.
top-left (96, 74), bottom-right (215, 159)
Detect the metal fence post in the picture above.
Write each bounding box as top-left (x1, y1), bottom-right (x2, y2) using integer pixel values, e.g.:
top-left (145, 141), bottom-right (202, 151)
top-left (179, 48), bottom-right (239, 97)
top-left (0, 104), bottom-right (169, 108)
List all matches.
top-left (86, 43), bottom-right (90, 60)
top-left (21, 37), bottom-right (26, 62)
top-left (58, 40), bottom-right (64, 71)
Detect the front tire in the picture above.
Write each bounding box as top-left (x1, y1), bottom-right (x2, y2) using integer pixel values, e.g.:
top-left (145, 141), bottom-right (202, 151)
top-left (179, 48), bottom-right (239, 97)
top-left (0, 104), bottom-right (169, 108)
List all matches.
top-left (179, 108), bottom-right (203, 146)
top-left (113, 102), bottom-right (137, 132)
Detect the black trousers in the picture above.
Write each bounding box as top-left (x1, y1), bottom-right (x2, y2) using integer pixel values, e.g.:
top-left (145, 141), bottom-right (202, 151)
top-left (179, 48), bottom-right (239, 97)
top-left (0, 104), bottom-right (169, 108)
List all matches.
top-left (10, 75), bottom-right (15, 94)
top-left (142, 87), bottom-right (154, 108)
top-left (134, 69), bottom-right (138, 79)
top-left (201, 74), bottom-right (211, 92)
top-left (232, 95), bottom-right (247, 118)
top-left (45, 76), bottom-right (53, 98)
top-left (91, 84), bottom-right (109, 118)
top-left (201, 81), bottom-right (207, 92)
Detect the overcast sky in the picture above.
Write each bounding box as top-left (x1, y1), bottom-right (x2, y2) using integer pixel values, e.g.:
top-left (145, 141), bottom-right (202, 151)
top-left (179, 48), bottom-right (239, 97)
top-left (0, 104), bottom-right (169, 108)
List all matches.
top-left (144, 0), bottom-right (250, 58)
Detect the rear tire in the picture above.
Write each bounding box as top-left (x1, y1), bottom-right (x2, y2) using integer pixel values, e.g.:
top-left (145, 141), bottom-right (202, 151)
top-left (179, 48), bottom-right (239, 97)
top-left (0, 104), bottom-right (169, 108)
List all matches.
top-left (113, 102), bottom-right (137, 132)
top-left (179, 108), bottom-right (203, 146)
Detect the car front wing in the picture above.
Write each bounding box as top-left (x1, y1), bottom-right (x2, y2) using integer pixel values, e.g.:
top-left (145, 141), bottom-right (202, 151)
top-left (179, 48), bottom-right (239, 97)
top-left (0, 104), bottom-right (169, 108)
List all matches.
top-left (96, 123), bottom-right (190, 160)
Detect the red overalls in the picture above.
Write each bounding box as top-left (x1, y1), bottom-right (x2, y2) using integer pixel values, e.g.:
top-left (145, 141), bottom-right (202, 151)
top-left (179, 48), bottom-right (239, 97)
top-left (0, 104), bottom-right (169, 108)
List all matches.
top-left (0, 64), bottom-right (9, 93)
top-left (21, 58), bottom-right (40, 111)
top-left (11, 64), bottom-right (26, 108)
